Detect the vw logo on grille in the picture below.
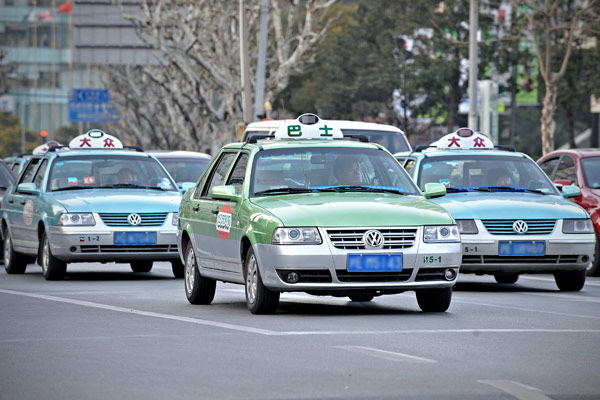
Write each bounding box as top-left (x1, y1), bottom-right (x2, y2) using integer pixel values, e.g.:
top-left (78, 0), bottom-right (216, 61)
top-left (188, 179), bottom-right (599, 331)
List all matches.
top-left (513, 220), bottom-right (528, 234)
top-left (128, 214), bottom-right (142, 226)
top-left (363, 229), bottom-right (384, 249)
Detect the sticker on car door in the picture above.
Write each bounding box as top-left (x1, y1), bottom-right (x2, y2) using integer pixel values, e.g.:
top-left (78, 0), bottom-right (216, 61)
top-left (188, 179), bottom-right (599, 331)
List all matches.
top-left (216, 205), bottom-right (232, 239)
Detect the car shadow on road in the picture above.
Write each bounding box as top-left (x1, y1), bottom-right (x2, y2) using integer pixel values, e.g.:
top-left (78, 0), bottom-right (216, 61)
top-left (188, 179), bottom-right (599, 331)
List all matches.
top-left (17, 268), bottom-right (175, 282)
top-left (274, 300), bottom-right (435, 316)
top-left (454, 281), bottom-right (557, 293)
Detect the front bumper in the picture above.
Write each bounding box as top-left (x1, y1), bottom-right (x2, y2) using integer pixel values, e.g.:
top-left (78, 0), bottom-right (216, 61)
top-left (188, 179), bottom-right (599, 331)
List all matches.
top-left (459, 220), bottom-right (596, 274)
top-left (253, 227), bottom-right (462, 293)
top-left (47, 212), bottom-right (179, 263)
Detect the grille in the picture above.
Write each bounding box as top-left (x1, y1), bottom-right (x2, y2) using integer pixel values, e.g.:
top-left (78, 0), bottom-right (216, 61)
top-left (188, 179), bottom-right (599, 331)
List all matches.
top-left (327, 228), bottom-right (417, 250)
top-left (415, 268), bottom-right (450, 282)
top-left (336, 269), bottom-right (413, 282)
top-left (98, 213), bottom-right (168, 227)
top-left (276, 269), bottom-right (332, 283)
top-left (482, 219), bottom-right (556, 235)
top-left (80, 244), bottom-right (177, 253)
top-left (462, 255), bottom-right (581, 264)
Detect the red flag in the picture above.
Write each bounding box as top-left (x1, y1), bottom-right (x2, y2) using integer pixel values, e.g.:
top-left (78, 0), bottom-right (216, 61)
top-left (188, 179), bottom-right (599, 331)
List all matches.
top-left (38, 11), bottom-right (54, 23)
top-left (58, 1), bottom-right (72, 14)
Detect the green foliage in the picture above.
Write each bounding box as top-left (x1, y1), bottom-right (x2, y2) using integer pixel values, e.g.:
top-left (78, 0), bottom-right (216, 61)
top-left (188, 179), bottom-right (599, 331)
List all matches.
top-left (0, 112), bottom-right (41, 158)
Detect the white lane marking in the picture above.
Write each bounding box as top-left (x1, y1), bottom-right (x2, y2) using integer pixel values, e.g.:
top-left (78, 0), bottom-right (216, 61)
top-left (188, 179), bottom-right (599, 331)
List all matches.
top-left (478, 380), bottom-right (552, 400)
top-left (454, 299), bottom-right (600, 320)
top-left (520, 275), bottom-right (600, 287)
top-left (336, 345), bottom-right (435, 363)
top-left (0, 288), bottom-right (276, 335)
top-left (3, 289), bottom-right (600, 336)
top-left (523, 292), bottom-right (600, 303)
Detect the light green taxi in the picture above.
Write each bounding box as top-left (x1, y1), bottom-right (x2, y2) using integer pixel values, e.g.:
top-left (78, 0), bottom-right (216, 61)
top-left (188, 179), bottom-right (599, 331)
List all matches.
top-left (177, 114), bottom-right (462, 314)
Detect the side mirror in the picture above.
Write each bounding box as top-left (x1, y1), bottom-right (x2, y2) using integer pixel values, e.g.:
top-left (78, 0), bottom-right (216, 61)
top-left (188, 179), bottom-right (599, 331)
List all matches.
top-left (210, 185), bottom-right (240, 202)
top-left (423, 182), bottom-right (446, 199)
top-left (553, 179), bottom-right (572, 191)
top-left (561, 184), bottom-right (581, 199)
top-left (179, 182), bottom-right (196, 194)
top-left (17, 183), bottom-right (40, 195)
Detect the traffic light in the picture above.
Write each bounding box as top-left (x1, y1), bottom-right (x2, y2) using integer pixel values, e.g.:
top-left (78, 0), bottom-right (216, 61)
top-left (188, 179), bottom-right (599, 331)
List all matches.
top-left (40, 130), bottom-right (48, 138)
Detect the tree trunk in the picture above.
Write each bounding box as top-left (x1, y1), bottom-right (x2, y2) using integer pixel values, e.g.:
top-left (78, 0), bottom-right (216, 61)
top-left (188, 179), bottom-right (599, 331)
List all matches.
top-left (566, 99), bottom-right (575, 149)
top-left (540, 81), bottom-right (557, 155)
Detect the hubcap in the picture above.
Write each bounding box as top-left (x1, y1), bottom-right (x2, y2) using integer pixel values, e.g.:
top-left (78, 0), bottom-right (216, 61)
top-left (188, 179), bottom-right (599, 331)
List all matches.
top-left (185, 248), bottom-right (195, 295)
top-left (246, 254), bottom-right (258, 304)
top-left (4, 236), bottom-right (11, 265)
top-left (42, 238), bottom-right (49, 274)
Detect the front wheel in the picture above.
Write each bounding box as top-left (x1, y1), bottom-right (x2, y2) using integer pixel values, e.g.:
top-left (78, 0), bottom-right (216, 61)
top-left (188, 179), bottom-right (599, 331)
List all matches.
top-left (4, 232), bottom-right (30, 274)
top-left (554, 270), bottom-right (586, 291)
top-left (41, 232), bottom-right (66, 280)
top-left (416, 287), bottom-right (452, 312)
top-left (586, 242), bottom-right (600, 277)
top-left (244, 248), bottom-right (279, 314)
top-left (494, 273), bottom-right (519, 284)
top-left (171, 259), bottom-right (184, 278)
top-left (184, 244), bottom-right (215, 304)
top-left (130, 261), bottom-right (153, 273)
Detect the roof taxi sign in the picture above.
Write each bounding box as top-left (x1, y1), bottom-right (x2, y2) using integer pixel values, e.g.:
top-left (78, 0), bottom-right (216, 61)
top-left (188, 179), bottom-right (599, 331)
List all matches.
top-left (436, 127), bottom-right (494, 150)
top-left (273, 113), bottom-right (343, 140)
top-left (69, 129), bottom-right (123, 149)
top-left (32, 141), bottom-right (65, 154)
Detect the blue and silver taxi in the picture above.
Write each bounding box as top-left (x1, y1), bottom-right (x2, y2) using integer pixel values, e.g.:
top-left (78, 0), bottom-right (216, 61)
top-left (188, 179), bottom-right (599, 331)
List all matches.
top-left (1, 130), bottom-right (184, 280)
top-left (396, 128), bottom-right (596, 291)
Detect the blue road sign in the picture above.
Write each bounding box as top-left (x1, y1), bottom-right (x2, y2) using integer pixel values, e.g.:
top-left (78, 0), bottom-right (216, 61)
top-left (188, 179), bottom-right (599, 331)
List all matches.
top-left (69, 89), bottom-right (119, 123)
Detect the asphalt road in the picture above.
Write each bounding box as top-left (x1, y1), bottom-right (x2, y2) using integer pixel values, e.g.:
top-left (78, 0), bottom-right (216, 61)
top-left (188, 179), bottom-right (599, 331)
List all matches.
top-left (1, 261), bottom-right (599, 400)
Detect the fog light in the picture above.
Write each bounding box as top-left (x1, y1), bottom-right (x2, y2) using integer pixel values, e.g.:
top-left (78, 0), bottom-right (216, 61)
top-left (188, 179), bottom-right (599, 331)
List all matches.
top-left (70, 246), bottom-right (77, 253)
top-left (444, 268), bottom-right (456, 281)
top-left (582, 255), bottom-right (589, 263)
top-left (287, 271), bottom-right (300, 283)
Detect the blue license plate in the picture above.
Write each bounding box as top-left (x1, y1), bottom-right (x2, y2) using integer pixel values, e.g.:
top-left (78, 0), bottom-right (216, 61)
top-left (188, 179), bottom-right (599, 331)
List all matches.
top-left (114, 232), bottom-right (157, 246)
top-left (347, 254), bottom-right (403, 272)
top-left (498, 241), bottom-right (545, 256)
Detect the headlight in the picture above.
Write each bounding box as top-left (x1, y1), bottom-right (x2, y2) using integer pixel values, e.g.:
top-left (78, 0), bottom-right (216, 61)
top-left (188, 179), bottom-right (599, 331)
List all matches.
top-left (272, 227), bottom-right (322, 245)
top-left (456, 219), bottom-right (478, 234)
top-left (172, 212), bottom-right (178, 226)
top-left (423, 225), bottom-right (460, 243)
top-left (562, 219), bottom-right (594, 234)
top-left (58, 213), bottom-right (95, 226)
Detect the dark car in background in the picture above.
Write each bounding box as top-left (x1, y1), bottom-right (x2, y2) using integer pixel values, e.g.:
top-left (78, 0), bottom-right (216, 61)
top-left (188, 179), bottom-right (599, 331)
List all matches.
top-left (4, 154), bottom-right (32, 178)
top-left (149, 151), bottom-right (212, 189)
top-left (537, 148), bottom-right (600, 276)
top-left (0, 159), bottom-right (16, 261)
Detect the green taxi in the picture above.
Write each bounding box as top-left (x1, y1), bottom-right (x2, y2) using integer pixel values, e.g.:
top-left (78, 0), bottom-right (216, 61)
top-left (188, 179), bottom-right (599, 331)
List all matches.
top-left (177, 114), bottom-right (462, 314)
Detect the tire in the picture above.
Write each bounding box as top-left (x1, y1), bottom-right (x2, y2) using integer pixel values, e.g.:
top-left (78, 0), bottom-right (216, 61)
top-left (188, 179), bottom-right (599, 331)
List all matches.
top-left (3, 231), bottom-right (30, 274)
top-left (554, 270), bottom-right (586, 291)
top-left (184, 244), bottom-right (216, 304)
top-left (348, 293), bottom-right (374, 302)
top-left (171, 259), bottom-right (184, 278)
top-left (586, 241), bottom-right (600, 277)
top-left (41, 232), bottom-right (67, 280)
top-left (130, 260), bottom-right (153, 273)
top-left (494, 273), bottom-right (519, 284)
top-left (244, 247), bottom-right (279, 314)
top-left (416, 287), bottom-right (452, 312)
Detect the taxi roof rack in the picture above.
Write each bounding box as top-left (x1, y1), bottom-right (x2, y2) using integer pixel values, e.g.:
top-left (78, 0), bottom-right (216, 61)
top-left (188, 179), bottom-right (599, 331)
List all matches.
top-left (247, 134), bottom-right (275, 143)
top-left (412, 144), bottom-right (516, 153)
top-left (247, 134), bottom-right (370, 144)
top-left (48, 145), bottom-right (144, 152)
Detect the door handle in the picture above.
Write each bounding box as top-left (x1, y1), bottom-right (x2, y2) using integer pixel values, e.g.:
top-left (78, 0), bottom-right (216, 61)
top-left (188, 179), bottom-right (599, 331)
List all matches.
top-left (211, 209), bottom-right (219, 215)
top-left (192, 205), bottom-right (199, 212)
top-left (7, 197), bottom-right (13, 204)
top-left (20, 200), bottom-right (26, 205)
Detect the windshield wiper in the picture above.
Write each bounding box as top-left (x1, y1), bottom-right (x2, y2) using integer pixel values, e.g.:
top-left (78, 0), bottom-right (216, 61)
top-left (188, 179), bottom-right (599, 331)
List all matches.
top-left (96, 184), bottom-right (167, 191)
top-left (254, 187), bottom-right (314, 196)
top-left (473, 186), bottom-right (546, 194)
top-left (52, 186), bottom-right (93, 192)
top-left (313, 185), bottom-right (406, 195)
top-left (446, 187), bottom-right (477, 193)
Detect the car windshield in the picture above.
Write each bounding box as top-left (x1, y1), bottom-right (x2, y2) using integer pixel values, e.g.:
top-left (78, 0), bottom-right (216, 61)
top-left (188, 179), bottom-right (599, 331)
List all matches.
top-left (0, 163), bottom-right (15, 188)
top-left (581, 156), bottom-right (600, 189)
top-left (251, 147), bottom-right (420, 197)
top-left (48, 155), bottom-right (177, 192)
top-left (156, 157), bottom-right (210, 184)
top-left (418, 154), bottom-right (559, 195)
top-left (341, 129), bottom-right (410, 153)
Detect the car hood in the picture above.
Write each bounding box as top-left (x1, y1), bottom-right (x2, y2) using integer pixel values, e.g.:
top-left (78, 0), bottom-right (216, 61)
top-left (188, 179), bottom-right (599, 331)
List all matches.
top-left (250, 192), bottom-right (454, 227)
top-left (432, 192), bottom-right (589, 219)
top-left (48, 189), bottom-right (182, 213)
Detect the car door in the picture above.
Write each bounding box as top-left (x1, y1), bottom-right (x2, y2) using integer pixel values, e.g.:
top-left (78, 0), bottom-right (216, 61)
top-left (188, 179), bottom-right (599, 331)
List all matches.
top-left (188, 151), bottom-right (238, 271)
top-left (5, 157), bottom-right (42, 251)
top-left (211, 152), bottom-right (249, 272)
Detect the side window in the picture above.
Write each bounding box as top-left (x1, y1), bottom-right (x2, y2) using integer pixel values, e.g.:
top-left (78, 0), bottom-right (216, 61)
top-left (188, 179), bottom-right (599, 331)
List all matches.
top-left (555, 156), bottom-right (578, 185)
top-left (19, 158), bottom-right (41, 184)
top-left (539, 157), bottom-right (559, 178)
top-left (226, 153), bottom-right (249, 195)
top-left (201, 152), bottom-right (238, 197)
top-left (403, 159), bottom-right (416, 177)
top-left (33, 159), bottom-right (49, 189)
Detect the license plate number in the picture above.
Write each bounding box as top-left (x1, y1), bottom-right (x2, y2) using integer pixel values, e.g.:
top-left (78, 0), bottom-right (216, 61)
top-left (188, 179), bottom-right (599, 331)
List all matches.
top-left (347, 254), bottom-right (403, 272)
top-left (498, 241), bottom-right (545, 256)
top-left (114, 232), bottom-right (157, 246)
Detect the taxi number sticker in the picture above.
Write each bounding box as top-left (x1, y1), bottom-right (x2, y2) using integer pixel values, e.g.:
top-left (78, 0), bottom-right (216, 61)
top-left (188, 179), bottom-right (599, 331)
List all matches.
top-left (216, 205), bottom-right (232, 239)
top-left (423, 256), bottom-right (442, 264)
top-left (79, 236), bottom-right (100, 242)
top-left (464, 245), bottom-right (479, 253)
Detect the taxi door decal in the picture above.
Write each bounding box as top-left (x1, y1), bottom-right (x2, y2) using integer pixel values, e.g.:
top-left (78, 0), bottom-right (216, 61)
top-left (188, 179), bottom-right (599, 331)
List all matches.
top-left (216, 205), bottom-right (232, 239)
top-left (23, 200), bottom-right (35, 225)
